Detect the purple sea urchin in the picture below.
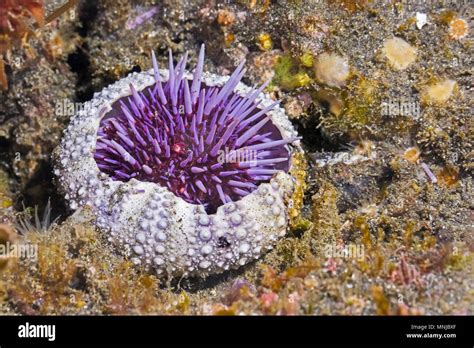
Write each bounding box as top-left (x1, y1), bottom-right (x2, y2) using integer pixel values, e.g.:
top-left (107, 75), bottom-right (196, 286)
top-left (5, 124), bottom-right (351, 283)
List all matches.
top-left (55, 45), bottom-right (302, 278)
top-left (94, 46), bottom-right (296, 213)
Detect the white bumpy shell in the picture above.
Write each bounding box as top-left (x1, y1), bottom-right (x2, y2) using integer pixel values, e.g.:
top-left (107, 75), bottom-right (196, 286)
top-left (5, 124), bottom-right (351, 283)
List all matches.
top-left (54, 68), bottom-right (301, 278)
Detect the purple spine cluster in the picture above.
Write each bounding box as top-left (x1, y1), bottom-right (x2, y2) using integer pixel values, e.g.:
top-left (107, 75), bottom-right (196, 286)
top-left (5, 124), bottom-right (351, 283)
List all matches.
top-left (94, 45), bottom-right (297, 212)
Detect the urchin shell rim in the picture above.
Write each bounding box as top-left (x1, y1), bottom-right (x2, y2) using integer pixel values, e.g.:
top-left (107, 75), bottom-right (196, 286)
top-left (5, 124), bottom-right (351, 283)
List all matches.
top-left (55, 66), bottom-right (302, 278)
top-left (60, 67), bottom-right (301, 212)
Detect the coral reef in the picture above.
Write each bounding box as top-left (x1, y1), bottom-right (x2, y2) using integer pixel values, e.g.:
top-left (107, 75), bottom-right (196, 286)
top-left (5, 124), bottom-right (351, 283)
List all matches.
top-left (314, 53), bottom-right (350, 88)
top-left (0, 0), bottom-right (78, 208)
top-left (382, 37), bottom-right (418, 71)
top-left (0, 0), bottom-right (45, 90)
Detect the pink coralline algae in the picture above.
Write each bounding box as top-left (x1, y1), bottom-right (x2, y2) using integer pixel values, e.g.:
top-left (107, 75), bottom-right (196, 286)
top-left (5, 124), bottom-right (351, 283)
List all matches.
top-left (55, 45), bottom-right (302, 278)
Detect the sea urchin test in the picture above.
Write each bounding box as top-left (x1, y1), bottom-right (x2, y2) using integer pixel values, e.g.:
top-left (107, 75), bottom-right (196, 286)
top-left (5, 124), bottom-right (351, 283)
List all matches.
top-left (54, 45), bottom-right (301, 277)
